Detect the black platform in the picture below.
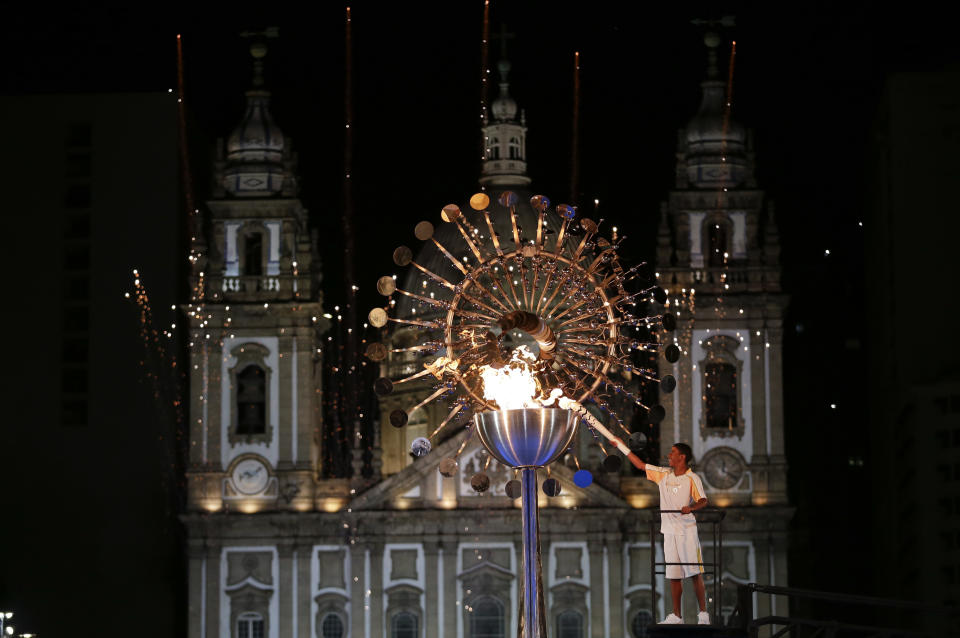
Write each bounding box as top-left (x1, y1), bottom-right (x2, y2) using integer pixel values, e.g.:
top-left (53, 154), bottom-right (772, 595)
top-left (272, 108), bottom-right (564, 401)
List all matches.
top-left (647, 625), bottom-right (748, 638)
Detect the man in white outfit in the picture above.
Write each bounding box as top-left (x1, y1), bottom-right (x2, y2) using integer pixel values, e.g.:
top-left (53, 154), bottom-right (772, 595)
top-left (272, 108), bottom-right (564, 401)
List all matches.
top-left (634, 442), bottom-right (710, 625)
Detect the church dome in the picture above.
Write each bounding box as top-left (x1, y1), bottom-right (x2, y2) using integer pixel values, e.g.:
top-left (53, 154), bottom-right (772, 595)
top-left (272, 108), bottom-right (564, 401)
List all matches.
top-left (220, 41), bottom-right (292, 198)
top-left (683, 33), bottom-right (749, 189)
top-left (226, 91), bottom-right (285, 164)
top-left (684, 81), bottom-right (746, 149)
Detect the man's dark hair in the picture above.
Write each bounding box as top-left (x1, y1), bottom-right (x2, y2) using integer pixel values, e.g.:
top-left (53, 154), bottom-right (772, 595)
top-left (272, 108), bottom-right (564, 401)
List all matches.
top-left (673, 442), bottom-right (694, 466)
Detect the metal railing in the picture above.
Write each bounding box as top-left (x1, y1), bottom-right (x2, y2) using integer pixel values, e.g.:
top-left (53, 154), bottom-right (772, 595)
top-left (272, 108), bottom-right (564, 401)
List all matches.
top-left (729, 582), bottom-right (960, 637)
top-left (221, 275), bottom-right (281, 293)
top-left (649, 507), bottom-right (726, 623)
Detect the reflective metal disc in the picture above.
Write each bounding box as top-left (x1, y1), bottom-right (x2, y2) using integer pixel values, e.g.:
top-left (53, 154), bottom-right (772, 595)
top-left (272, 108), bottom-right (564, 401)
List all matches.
top-left (505, 479), bottom-right (522, 499)
top-left (368, 308), bottom-right (388, 328)
top-left (393, 246), bottom-right (413, 266)
top-left (573, 469), bottom-right (593, 488)
top-left (471, 472), bottom-right (491, 493)
top-left (542, 477), bottom-right (561, 497)
top-left (411, 437), bottom-right (432, 457)
top-left (498, 191), bottom-right (518, 207)
top-left (649, 405), bottom-right (666, 424)
top-left (660, 375), bottom-right (677, 394)
top-left (529, 194), bottom-right (551, 212)
top-left (365, 342), bottom-right (388, 361)
top-left (601, 454), bottom-right (622, 473)
top-left (664, 344), bottom-right (681, 363)
top-left (439, 458), bottom-right (459, 477)
top-left (661, 313), bottom-right (677, 331)
top-left (414, 221), bottom-right (434, 241)
top-left (443, 203), bottom-right (464, 221)
top-left (628, 431), bottom-right (647, 451)
top-left (376, 276), bottom-right (397, 296)
top-left (557, 203), bottom-right (576, 219)
top-left (652, 287), bottom-right (667, 305)
top-left (373, 376), bottom-right (394, 396)
top-left (469, 194), bottom-right (489, 211)
top-left (580, 218), bottom-right (598, 234)
top-left (389, 409), bottom-right (408, 428)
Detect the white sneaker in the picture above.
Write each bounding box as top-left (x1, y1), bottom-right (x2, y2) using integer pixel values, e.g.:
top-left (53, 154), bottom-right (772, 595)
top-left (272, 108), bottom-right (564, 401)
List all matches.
top-left (659, 613), bottom-right (683, 624)
top-left (697, 610), bottom-right (710, 625)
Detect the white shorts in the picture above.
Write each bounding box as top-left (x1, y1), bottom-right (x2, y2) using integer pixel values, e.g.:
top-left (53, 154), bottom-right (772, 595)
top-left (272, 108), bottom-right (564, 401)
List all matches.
top-left (663, 533), bottom-right (703, 579)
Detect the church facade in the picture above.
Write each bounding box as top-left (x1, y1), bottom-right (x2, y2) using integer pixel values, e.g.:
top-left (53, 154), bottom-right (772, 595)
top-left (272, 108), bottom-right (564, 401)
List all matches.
top-left (182, 33), bottom-right (790, 638)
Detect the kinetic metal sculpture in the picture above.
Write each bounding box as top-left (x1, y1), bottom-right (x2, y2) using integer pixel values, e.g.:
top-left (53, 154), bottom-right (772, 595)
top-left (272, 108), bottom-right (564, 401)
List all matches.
top-left (367, 191), bottom-right (677, 637)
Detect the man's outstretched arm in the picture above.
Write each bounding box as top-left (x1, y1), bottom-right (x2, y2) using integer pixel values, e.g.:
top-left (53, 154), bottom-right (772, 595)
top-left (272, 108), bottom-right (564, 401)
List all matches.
top-left (681, 498), bottom-right (708, 515)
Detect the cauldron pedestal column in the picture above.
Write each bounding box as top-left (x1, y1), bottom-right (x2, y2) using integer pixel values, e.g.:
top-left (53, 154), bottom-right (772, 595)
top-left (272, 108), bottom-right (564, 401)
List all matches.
top-left (474, 408), bottom-right (579, 638)
top-left (520, 467), bottom-right (546, 637)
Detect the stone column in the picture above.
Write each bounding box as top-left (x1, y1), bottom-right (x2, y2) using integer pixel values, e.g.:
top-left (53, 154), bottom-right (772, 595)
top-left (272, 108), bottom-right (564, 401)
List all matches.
top-left (187, 541), bottom-right (205, 638)
top-left (772, 533), bottom-right (789, 620)
top-left (443, 541), bottom-right (458, 638)
top-left (767, 324), bottom-right (786, 457)
top-left (297, 545), bottom-right (312, 638)
top-left (295, 331), bottom-right (314, 468)
top-left (278, 334), bottom-right (294, 468)
top-left (678, 325), bottom-right (695, 448)
top-left (424, 540), bottom-right (439, 638)
top-left (205, 543), bottom-right (221, 638)
top-left (767, 323), bottom-right (788, 502)
top-left (753, 536), bottom-right (772, 621)
top-left (189, 345), bottom-right (205, 466)
top-left (748, 317), bottom-right (768, 462)
top-left (370, 543), bottom-right (385, 638)
top-left (588, 540), bottom-right (604, 638)
top-left (350, 547), bottom-right (365, 638)
top-left (278, 542), bottom-right (295, 638)
top-left (208, 339), bottom-right (224, 468)
top-left (606, 535), bottom-right (624, 638)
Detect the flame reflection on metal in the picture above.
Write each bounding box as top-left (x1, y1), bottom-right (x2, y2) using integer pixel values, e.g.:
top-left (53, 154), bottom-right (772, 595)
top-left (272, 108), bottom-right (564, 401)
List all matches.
top-left (473, 408), bottom-right (578, 468)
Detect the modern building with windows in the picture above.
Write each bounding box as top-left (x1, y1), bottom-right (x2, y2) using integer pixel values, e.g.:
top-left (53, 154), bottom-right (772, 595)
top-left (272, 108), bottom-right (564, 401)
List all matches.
top-left (0, 92), bottom-right (182, 635)
top-left (182, 32), bottom-right (791, 638)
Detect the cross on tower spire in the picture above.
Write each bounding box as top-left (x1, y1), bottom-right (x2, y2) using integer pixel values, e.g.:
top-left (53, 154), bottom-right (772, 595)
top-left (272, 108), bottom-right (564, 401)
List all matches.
top-left (239, 26), bottom-right (280, 87)
top-left (690, 16), bottom-right (735, 79)
top-left (492, 23), bottom-right (516, 59)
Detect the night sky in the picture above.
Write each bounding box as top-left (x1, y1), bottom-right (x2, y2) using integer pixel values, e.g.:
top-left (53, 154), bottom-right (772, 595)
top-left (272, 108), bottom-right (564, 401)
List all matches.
top-left (5, 2), bottom-right (960, 632)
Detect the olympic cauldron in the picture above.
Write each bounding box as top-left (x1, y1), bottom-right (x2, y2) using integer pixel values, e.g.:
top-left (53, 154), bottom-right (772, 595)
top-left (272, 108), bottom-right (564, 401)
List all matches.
top-left (366, 191), bottom-right (677, 637)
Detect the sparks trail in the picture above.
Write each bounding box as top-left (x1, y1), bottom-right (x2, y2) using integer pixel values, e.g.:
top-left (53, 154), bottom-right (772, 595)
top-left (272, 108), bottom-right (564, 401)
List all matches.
top-left (127, 270), bottom-right (188, 512)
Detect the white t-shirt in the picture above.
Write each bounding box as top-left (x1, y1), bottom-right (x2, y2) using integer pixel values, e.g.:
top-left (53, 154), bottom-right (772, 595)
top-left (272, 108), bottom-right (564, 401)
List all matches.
top-left (645, 465), bottom-right (706, 535)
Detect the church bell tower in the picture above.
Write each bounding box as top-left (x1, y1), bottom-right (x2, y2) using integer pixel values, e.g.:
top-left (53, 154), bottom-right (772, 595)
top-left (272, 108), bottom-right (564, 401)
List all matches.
top-left (183, 39), bottom-right (328, 638)
top-left (655, 30), bottom-right (791, 616)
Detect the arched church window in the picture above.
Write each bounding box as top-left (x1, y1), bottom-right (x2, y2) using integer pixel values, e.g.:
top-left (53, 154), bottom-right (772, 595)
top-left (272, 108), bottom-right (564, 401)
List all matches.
top-left (556, 610), bottom-right (583, 638)
top-left (237, 612), bottom-right (264, 638)
top-left (470, 596), bottom-right (505, 638)
top-left (699, 334), bottom-right (743, 437)
top-left (490, 138), bottom-right (500, 159)
top-left (704, 362), bottom-right (737, 429)
top-left (508, 137), bottom-right (520, 159)
top-left (237, 365), bottom-right (267, 435)
top-left (630, 610), bottom-right (653, 638)
top-left (706, 221), bottom-right (728, 267)
top-left (391, 611), bottom-right (418, 638)
top-left (244, 232), bottom-right (264, 276)
top-left (320, 612), bottom-right (345, 638)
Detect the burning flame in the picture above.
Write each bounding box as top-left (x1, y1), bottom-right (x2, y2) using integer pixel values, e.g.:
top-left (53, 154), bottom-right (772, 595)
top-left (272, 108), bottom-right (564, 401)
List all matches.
top-left (427, 356), bottom-right (458, 378)
top-left (480, 346), bottom-right (565, 410)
